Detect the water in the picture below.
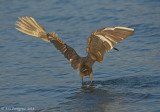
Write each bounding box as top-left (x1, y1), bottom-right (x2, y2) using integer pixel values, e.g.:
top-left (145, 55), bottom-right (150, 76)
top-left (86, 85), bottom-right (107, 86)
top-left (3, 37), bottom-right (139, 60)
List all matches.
top-left (0, 0), bottom-right (160, 112)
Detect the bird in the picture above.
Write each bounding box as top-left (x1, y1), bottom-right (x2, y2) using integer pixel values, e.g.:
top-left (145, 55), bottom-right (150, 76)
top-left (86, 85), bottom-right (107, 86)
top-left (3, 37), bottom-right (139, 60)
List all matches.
top-left (15, 16), bottom-right (134, 85)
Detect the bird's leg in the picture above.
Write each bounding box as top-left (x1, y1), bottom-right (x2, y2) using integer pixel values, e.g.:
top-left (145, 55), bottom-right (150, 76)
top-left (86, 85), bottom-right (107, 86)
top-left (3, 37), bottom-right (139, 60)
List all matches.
top-left (89, 71), bottom-right (93, 85)
top-left (80, 73), bottom-right (84, 86)
top-left (81, 79), bottom-right (84, 85)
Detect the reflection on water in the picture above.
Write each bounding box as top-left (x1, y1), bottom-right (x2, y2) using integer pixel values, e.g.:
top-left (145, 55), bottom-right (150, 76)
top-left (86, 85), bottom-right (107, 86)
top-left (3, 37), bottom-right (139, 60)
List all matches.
top-left (68, 77), bottom-right (159, 112)
top-left (67, 87), bottom-right (115, 112)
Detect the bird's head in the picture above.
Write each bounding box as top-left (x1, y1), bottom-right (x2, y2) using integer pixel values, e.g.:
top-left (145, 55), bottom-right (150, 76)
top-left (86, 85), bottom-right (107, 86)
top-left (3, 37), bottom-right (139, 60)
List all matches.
top-left (80, 65), bottom-right (92, 76)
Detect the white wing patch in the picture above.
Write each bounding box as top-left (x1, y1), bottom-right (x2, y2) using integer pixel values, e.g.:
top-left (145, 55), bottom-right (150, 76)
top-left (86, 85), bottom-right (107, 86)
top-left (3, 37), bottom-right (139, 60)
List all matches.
top-left (103, 27), bottom-right (134, 32)
top-left (48, 36), bottom-right (53, 39)
top-left (105, 35), bottom-right (117, 44)
top-left (69, 59), bottom-right (73, 62)
top-left (115, 27), bottom-right (134, 31)
top-left (103, 27), bottom-right (115, 31)
top-left (96, 35), bottom-right (113, 49)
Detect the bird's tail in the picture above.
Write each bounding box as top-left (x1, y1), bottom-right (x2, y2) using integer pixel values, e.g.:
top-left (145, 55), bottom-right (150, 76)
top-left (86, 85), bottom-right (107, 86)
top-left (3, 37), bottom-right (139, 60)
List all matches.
top-left (16, 16), bottom-right (50, 42)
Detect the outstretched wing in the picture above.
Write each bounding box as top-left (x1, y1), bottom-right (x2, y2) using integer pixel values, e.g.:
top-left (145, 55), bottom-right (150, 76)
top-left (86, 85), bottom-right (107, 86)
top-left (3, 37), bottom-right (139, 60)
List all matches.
top-left (16, 16), bottom-right (81, 69)
top-left (47, 32), bottom-right (81, 69)
top-left (86, 27), bottom-right (134, 62)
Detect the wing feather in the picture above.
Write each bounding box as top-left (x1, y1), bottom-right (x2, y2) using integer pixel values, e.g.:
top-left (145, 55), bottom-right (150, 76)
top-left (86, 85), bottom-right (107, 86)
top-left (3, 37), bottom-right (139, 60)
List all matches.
top-left (16, 16), bottom-right (49, 42)
top-left (47, 32), bottom-right (81, 69)
top-left (86, 27), bottom-right (134, 62)
top-left (16, 17), bottom-right (81, 69)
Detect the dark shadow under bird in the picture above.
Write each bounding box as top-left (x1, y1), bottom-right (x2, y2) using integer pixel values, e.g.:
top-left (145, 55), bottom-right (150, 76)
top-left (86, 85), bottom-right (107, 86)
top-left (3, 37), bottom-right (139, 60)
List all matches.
top-left (16, 16), bottom-right (134, 85)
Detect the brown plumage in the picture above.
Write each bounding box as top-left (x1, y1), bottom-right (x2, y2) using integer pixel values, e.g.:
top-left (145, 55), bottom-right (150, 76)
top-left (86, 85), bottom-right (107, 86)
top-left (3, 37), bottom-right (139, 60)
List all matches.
top-left (16, 16), bottom-right (134, 84)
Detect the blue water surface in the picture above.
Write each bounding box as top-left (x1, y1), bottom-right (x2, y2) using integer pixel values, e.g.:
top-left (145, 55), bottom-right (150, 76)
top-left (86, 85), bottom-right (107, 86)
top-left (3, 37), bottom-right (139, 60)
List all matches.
top-left (0, 0), bottom-right (160, 112)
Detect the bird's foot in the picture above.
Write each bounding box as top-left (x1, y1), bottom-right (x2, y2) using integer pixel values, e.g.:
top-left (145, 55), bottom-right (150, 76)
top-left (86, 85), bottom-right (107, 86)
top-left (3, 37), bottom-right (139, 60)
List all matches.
top-left (81, 79), bottom-right (84, 86)
top-left (89, 81), bottom-right (94, 87)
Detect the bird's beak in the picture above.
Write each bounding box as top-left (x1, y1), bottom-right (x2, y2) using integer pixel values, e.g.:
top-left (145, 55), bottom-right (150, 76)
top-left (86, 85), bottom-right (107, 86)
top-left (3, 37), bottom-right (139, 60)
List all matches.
top-left (82, 69), bottom-right (88, 72)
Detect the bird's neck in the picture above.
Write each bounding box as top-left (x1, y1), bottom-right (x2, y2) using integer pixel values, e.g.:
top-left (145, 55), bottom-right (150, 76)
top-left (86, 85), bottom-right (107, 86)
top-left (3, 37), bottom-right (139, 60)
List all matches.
top-left (80, 55), bottom-right (95, 68)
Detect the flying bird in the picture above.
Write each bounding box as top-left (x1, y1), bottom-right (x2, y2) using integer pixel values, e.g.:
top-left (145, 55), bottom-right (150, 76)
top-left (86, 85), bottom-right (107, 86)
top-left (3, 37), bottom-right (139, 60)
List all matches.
top-left (16, 16), bottom-right (134, 84)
